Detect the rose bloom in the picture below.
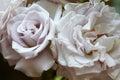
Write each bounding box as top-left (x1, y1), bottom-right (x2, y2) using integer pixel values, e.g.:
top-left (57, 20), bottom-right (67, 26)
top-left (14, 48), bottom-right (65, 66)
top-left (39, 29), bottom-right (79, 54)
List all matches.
top-left (0, 0), bottom-right (57, 77)
top-left (52, 0), bottom-right (120, 79)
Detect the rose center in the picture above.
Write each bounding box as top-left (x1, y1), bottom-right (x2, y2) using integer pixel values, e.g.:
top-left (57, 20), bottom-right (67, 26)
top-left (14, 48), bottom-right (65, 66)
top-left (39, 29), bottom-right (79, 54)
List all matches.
top-left (20, 22), bottom-right (41, 47)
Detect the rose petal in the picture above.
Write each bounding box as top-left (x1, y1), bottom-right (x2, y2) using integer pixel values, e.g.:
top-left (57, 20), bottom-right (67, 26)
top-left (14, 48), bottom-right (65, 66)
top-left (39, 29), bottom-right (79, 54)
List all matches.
top-left (96, 36), bottom-right (116, 52)
top-left (12, 41), bottom-right (38, 59)
top-left (8, 21), bottom-right (28, 47)
top-left (15, 49), bottom-right (54, 77)
top-left (104, 54), bottom-right (116, 67)
top-left (1, 38), bottom-right (21, 65)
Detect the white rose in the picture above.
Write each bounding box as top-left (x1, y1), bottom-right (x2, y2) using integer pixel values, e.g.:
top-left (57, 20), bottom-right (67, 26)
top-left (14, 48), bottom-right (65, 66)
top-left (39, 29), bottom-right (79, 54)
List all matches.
top-left (52, 0), bottom-right (120, 79)
top-left (0, 2), bottom-right (56, 77)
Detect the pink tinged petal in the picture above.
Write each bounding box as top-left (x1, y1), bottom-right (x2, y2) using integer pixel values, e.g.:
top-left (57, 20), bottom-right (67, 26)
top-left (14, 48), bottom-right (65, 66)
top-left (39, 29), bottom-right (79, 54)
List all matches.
top-left (45, 19), bottom-right (55, 40)
top-left (31, 20), bottom-right (55, 56)
top-left (9, 22), bottom-right (27, 47)
top-left (16, 11), bottom-right (50, 46)
top-left (7, 21), bottom-right (28, 47)
top-left (31, 24), bottom-right (43, 41)
top-left (34, 38), bottom-right (49, 55)
top-left (8, 14), bottom-right (25, 24)
top-left (1, 38), bottom-right (21, 65)
top-left (12, 41), bottom-right (38, 59)
top-left (12, 36), bottom-right (50, 59)
top-left (14, 50), bottom-right (55, 77)
top-left (38, 21), bottom-right (49, 43)
top-left (17, 11), bottom-right (49, 36)
top-left (17, 12), bottom-right (49, 31)
top-left (21, 34), bottom-right (36, 47)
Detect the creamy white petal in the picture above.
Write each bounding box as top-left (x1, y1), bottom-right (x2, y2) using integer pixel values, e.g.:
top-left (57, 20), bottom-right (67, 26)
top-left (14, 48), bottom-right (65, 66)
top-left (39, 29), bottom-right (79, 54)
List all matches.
top-left (104, 54), bottom-right (116, 67)
top-left (96, 36), bottom-right (116, 52)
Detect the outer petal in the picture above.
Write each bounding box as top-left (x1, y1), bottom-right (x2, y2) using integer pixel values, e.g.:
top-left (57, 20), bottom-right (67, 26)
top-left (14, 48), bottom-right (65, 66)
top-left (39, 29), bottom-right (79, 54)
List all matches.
top-left (0, 38), bottom-right (21, 65)
top-left (15, 49), bottom-right (54, 77)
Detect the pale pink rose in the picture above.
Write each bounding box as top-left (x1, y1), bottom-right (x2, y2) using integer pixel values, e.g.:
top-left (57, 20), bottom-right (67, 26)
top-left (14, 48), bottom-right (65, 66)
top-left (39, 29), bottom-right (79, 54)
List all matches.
top-left (0, 3), bottom-right (56, 77)
top-left (52, 0), bottom-right (120, 79)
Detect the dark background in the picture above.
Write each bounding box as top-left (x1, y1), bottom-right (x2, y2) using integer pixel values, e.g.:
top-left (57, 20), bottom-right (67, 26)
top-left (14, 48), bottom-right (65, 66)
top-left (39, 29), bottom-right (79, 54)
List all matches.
top-left (0, 54), bottom-right (32, 80)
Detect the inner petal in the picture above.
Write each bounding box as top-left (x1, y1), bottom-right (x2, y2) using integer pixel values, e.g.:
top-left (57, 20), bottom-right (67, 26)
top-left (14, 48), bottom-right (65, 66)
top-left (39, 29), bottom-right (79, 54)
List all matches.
top-left (21, 34), bottom-right (36, 47)
top-left (18, 21), bottom-right (41, 47)
top-left (31, 24), bottom-right (43, 42)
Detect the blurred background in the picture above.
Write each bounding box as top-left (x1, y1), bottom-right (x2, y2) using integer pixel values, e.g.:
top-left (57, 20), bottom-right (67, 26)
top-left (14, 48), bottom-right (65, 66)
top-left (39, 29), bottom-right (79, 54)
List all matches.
top-left (0, 0), bottom-right (120, 80)
top-left (110, 0), bottom-right (120, 13)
